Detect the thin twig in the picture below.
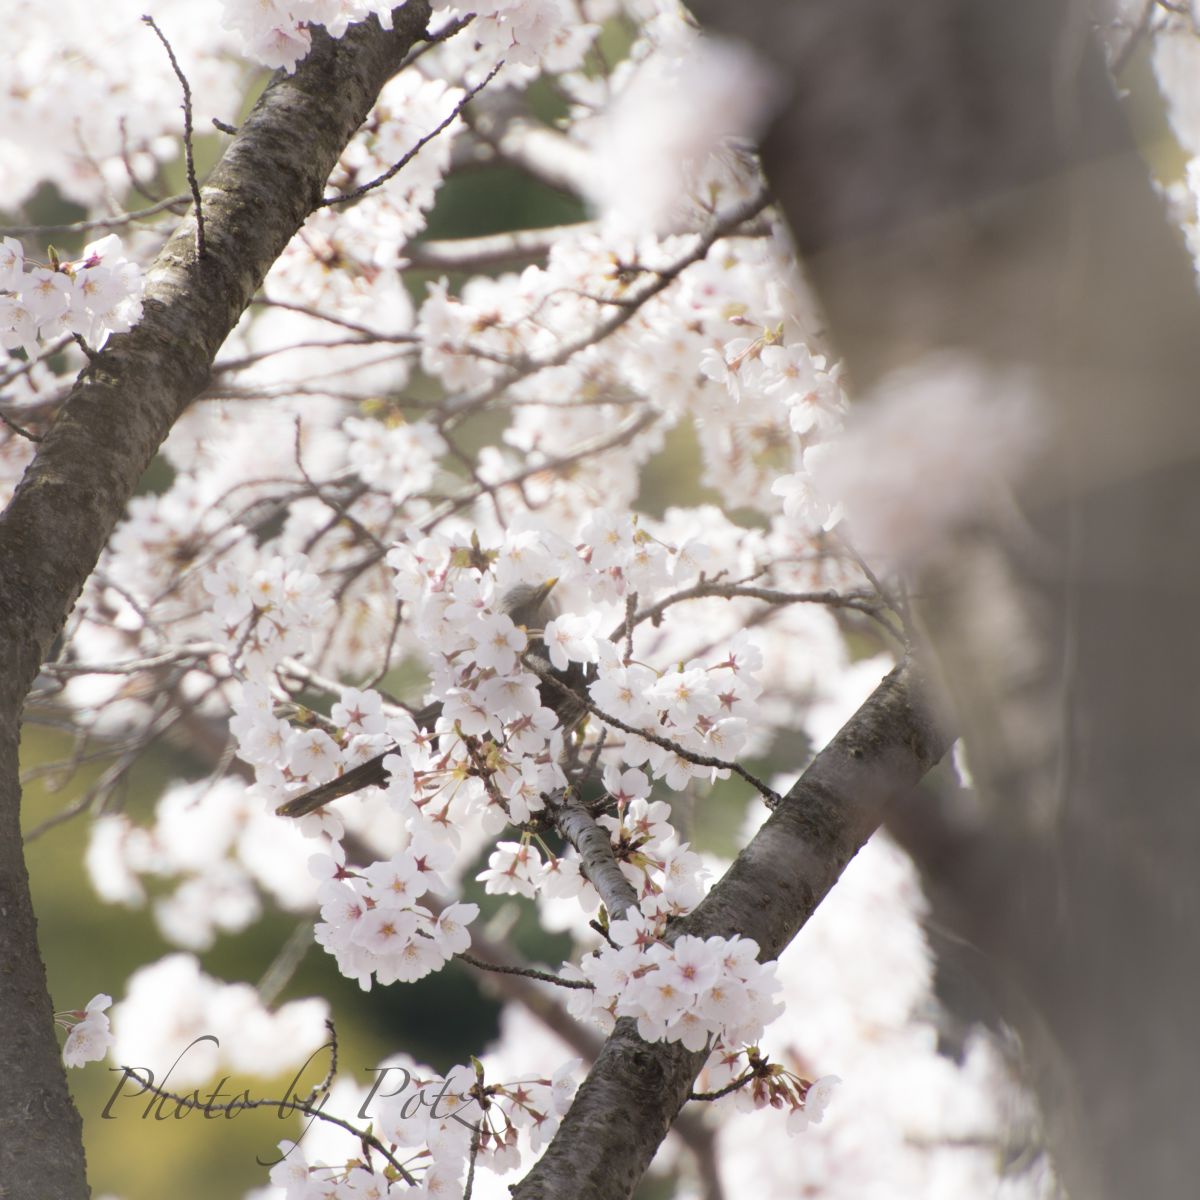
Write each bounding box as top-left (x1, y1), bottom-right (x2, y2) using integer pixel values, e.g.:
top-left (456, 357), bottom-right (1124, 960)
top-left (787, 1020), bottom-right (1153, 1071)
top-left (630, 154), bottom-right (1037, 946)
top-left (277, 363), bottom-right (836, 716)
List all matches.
top-left (463, 1112), bottom-right (483, 1200)
top-left (0, 405), bottom-right (41, 443)
top-left (292, 417), bottom-right (388, 556)
top-left (245, 296), bottom-right (420, 343)
top-left (456, 952), bottom-right (594, 989)
top-left (530, 663), bottom-right (783, 808)
top-left (405, 222), bottom-right (599, 271)
top-left (688, 1072), bottom-right (754, 1102)
top-left (142, 15), bottom-right (205, 257)
top-left (399, 12), bottom-right (475, 70)
top-left (319, 60), bottom-right (504, 208)
top-left (366, 600), bottom-right (406, 690)
top-left (38, 642), bottom-right (222, 677)
top-left (256, 919), bottom-right (316, 1008)
top-left (121, 1029), bottom-right (417, 1186)
top-left (442, 193), bottom-right (771, 429)
top-left (831, 531), bottom-right (912, 644)
top-left (0, 193), bottom-right (190, 238)
top-left (610, 581), bottom-right (895, 643)
top-left (1109, 0), bottom-right (1157, 74)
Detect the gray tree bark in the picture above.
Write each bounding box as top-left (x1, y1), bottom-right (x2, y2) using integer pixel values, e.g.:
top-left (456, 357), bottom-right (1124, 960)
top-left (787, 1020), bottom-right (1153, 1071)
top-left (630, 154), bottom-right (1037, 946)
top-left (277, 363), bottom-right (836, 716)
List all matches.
top-left (0, 8), bottom-right (431, 1197)
top-left (689, 1), bottom-right (1200, 1196)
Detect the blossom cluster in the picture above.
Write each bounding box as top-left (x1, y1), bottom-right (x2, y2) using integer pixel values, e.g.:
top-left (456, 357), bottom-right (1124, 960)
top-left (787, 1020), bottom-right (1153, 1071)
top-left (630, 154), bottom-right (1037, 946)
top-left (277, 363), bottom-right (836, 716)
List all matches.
top-left (208, 552), bottom-right (333, 677)
top-left (479, 783), bottom-right (708, 919)
top-left (702, 1042), bottom-right (842, 1136)
top-left (269, 1053), bottom-right (580, 1197)
top-left (288, 513), bottom-right (768, 834)
top-left (0, 234), bottom-right (143, 359)
top-left (426, 0), bottom-right (600, 85)
top-left (566, 909), bottom-right (783, 1051)
top-left (219, 0), bottom-right (403, 72)
top-left (310, 846), bottom-right (479, 990)
top-left (223, 0), bottom-right (600, 78)
top-left (407, 214), bottom-right (847, 526)
top-left (204, 520), bottom-right (772, 1001)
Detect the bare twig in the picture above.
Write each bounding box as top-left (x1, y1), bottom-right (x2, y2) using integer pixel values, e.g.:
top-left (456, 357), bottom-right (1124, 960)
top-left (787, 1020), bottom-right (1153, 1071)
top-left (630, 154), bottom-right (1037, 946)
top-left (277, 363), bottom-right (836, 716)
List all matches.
top-left (456, 952), bottom-right (594, 989)
top-left (1108, 0), bottom-right (1157, 73)
top-left (244, 296), bottom-right (420, 344)
top-left (530, 663), bottom-right (783, 808)
top-left (319, 60), bottom-right (504, 208)
top-left (688, 1073), bottom-right (753, 1102)
top-left (830, 531), bottom-right (912, 643)
top-left (400, 12), bottom-right (475, 70)
top-left (0, 406), bottom-right (42, 443)
top-left (38, 642), bottom-right (222, 677)
top-left (142, 15), bottom-right (205, 257)
top-left (0, 194), bottom-right (190, 238)
top-left (119, 1022), bottom-right (417, 1185)
top-left (256, 919), bottom-right (316, 1007)
top-left (405, 222), bottom-right (600, 271)
top-left (463, 1115), bottom-right (483, 1200)
top-left (611, 581), bottom-right (889, 643)
top-left (443, 193), bottom-right (771, 429)
top-left (71, 333), bottom-right (99, 363)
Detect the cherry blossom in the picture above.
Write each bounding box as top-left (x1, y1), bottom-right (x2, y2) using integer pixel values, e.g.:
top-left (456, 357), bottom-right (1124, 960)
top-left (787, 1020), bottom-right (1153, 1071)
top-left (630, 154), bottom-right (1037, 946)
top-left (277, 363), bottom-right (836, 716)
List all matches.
top-left (60, 994), bottom-right (114, 1068)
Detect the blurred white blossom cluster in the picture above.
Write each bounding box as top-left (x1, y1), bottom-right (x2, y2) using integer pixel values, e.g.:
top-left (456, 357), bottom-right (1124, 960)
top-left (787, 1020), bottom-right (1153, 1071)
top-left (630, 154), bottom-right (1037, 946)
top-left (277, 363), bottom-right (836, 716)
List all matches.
top-left (86, 776), bottom-right (318, 950)
top-left (0, 1), bottom-right (242, 207)
top-left (221, 0), bottom-right (602, 77)
top-left (108, 954), bottom-right (329, 1085)
top-left (199, 519), bottom-right (769, 994)
top-left (220, 0), bottom-right (405, 71)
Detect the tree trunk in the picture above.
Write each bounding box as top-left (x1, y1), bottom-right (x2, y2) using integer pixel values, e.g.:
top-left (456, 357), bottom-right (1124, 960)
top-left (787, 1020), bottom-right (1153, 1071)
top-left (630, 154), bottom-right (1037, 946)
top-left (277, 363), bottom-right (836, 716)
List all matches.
top-left (689, 1), bottom-right (1200, 1195)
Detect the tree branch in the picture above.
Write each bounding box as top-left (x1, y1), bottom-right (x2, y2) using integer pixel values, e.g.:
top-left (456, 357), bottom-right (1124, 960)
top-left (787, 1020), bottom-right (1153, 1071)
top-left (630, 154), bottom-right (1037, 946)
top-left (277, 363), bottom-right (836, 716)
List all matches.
top-left (512, 660), bottom-right (951, 1199)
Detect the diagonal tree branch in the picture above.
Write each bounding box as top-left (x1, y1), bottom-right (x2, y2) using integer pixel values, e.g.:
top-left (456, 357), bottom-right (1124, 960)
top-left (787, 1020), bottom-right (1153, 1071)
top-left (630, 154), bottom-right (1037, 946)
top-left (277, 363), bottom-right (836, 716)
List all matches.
top-left (552, 790), bottom-right (641, 919)
top-left (513, 660), bottom-right (951, 1199)
top-left (0, 8), bottom-right (431, 1198)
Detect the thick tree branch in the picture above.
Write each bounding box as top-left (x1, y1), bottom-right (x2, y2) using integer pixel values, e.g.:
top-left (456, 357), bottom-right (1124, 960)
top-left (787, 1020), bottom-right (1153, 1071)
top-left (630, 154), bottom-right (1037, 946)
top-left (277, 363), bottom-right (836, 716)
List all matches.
top-left (552, 791), bottom-right (641, 919)
top-left (513, 661), bottom-right (950, 1199)
top-left (0, 9), bottom-right (431, 1198)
